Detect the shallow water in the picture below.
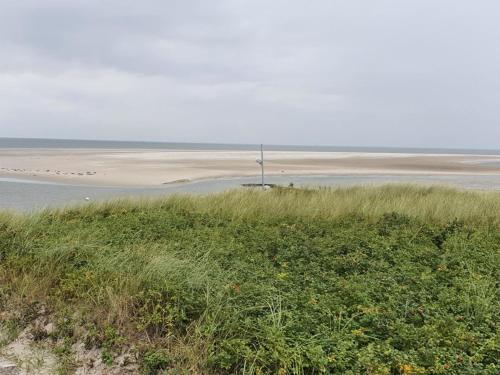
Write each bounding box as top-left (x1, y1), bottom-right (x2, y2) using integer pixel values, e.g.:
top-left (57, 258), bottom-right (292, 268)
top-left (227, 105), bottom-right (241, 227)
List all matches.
top-left (479, 161), bottom-right (500, 167)
top-left (1, 174), bottom-right (499, 212)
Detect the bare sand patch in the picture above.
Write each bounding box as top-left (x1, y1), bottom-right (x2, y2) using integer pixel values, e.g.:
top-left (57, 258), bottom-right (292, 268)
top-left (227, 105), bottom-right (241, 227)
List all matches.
top-left (1, 148), bottom-right (499, 187)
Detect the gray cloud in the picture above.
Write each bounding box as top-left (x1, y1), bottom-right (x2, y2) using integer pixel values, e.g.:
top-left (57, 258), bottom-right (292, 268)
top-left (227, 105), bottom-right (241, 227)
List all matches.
top-left (1, 0), bottom-right (499, 148)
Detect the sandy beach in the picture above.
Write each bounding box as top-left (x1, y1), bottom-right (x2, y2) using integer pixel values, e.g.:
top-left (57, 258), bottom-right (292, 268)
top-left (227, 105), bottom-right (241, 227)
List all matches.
top-left (1, 148), bottom-right (500, 187)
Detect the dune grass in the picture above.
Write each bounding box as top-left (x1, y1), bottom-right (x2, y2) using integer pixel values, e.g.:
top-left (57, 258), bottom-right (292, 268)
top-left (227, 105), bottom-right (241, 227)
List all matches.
top-left (0, 185), bottom-right (499, 374)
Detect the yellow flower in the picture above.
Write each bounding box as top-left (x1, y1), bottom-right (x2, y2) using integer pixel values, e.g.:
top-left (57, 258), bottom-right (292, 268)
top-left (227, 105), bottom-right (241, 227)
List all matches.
top-left (400, 364), bottom-right (413, 374)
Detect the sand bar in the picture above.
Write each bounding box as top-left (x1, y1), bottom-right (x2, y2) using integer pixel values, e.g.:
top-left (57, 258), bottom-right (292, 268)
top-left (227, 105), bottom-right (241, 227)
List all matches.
top-left (1, 148), bottom-right (500, 187)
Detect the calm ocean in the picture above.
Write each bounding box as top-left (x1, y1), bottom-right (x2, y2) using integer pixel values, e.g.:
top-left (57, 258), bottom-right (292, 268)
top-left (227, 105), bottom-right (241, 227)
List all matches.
top-left (1, 137), bottom-right (499, 155)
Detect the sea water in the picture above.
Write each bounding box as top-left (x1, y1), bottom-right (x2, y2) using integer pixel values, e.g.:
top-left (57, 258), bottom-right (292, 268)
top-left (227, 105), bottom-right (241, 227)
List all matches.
top-left (1, 137), bottom-right (499, 155)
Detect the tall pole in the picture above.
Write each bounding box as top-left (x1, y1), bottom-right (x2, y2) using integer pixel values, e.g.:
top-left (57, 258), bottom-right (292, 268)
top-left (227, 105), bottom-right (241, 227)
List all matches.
top-left (260, 144), bottom-right (265, 189)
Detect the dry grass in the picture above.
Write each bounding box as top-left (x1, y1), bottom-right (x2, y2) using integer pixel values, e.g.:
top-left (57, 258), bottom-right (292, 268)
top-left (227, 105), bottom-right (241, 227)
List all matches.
top-left (45, 184), bottom-right (500, 225)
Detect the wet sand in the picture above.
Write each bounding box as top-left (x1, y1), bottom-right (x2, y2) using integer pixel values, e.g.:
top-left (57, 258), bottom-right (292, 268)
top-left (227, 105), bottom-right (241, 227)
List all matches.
top-left (1, 148), bottom-right (500, 187)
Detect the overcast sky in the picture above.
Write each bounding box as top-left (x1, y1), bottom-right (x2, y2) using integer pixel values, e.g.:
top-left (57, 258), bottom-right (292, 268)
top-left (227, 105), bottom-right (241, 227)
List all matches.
top-left (1, 1), bottom-right (499, 149)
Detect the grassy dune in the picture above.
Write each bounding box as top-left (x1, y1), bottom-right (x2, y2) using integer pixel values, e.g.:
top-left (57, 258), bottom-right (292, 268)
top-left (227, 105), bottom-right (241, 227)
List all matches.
top-left (0, 185), bottom-right (499, 374)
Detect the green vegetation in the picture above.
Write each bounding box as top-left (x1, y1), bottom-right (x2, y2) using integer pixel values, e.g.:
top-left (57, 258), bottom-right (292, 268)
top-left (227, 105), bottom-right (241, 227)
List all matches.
top-left (1, 185), bottom-right (499, 374)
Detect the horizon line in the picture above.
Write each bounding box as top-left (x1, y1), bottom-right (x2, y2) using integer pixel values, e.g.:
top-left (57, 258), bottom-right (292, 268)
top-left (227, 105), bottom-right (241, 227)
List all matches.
top-left (0, 136), bottom-right (499, 153)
